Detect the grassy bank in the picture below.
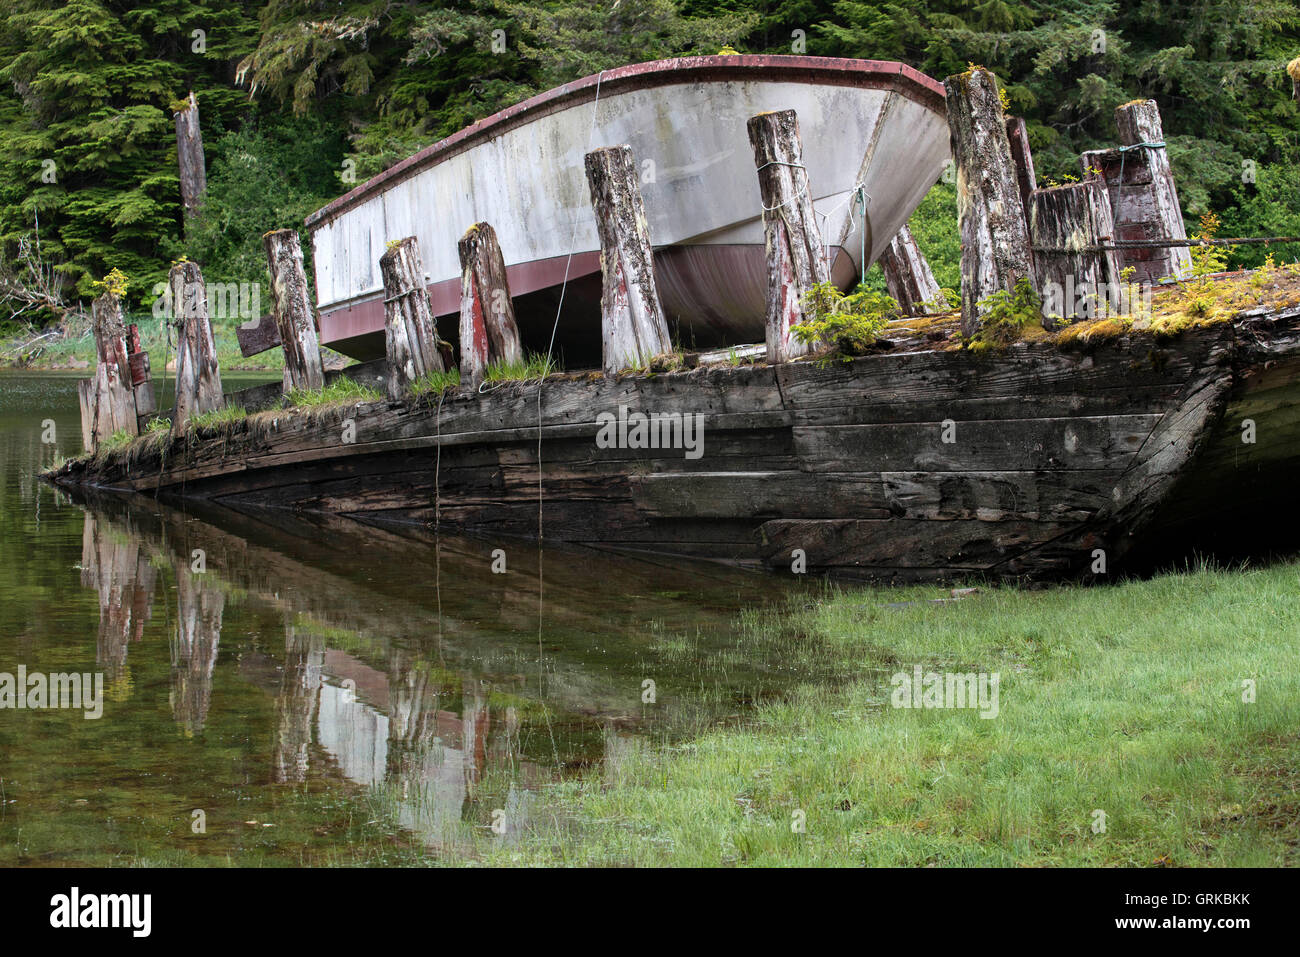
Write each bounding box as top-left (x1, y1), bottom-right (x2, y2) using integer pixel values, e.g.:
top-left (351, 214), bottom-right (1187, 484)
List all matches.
top-left (466, 560), bottom-right (1299, 866)
top-left (1, 315), bottom-right (287, 372)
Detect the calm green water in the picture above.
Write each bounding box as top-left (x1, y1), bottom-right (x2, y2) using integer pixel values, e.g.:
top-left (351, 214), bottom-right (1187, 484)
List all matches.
top-left (0, 372), bottom-right (833, 865)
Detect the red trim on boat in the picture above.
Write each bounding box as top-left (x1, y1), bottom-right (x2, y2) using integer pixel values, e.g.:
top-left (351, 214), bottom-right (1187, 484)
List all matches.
top-left (305, 55), bottom-right (946, 229)
top-left (319, 251), bottom-right (603, 346)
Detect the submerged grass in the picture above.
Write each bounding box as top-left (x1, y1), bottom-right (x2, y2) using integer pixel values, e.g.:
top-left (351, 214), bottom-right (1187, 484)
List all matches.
top-left (469, 559), bottom-right (1300, 867)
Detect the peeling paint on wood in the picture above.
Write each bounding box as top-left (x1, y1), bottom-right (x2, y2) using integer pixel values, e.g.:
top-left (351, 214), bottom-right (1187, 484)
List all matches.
top-left (1080, 100), bottom-right (1191, 283)
top-left (457, 223), bottom-right (521, 390)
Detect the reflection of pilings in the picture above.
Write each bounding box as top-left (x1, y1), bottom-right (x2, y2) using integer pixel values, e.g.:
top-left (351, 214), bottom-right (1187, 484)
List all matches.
top-left (461, 682), bottom-right (489, 795)
top-left (81, 512), bottom-right (156, 686)
top-left (169, 560), bottom-right (224, 735)
top-left (271, 618), bottom-right (324, 783)
top-left (384, 652), bottom-right (440, 784)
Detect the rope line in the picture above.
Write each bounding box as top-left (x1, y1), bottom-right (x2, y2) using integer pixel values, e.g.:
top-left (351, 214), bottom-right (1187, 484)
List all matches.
top-left (537, 69), bottom-right (605, 542)
top-left (759, 160), bottom-right (811, 212)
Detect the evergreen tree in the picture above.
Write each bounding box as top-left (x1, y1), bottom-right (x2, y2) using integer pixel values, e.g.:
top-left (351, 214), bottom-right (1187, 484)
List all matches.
top-left (0, 0), bottom-right (258, 302)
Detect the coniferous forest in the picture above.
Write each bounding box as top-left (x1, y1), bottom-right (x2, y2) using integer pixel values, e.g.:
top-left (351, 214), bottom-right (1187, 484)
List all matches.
top-left (0, 0), bottom-right (1297, 328)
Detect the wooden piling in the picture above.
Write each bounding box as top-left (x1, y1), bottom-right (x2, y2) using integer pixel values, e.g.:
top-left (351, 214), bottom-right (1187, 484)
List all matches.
top-left (380, 236), bottom-right (445, 399)
top-left (943, 68), bottom-right (1035, 337)
top-left (1115, 100), bottom-right (1191, 278)
top-left (1080, 99), bottom-right (1191, 283)
top-left (126, 323), bottom-right (157, 429)
top-left (88, 291), bottom-right (138, 447)
top-left (77, 379), bottom-right (95, 453)
top-left (1005, 116), bottom-right (1038, 212)
top-left (174, 92), bottom-right (206, 231)
top-left (584, 146), bottom-right (673, 375)
top-left (1029, 181), bottom-right (1122, 325)
top-left (878, 224), bottom-right (948, 316)
top-left (746, 110), bottom-right (829, 363)
top-left (457, 223), bottom-right (521, 390)
top-left (263, 229), bottom-right (325, 393)
top-left (169, 260), bottom-right (224, 436)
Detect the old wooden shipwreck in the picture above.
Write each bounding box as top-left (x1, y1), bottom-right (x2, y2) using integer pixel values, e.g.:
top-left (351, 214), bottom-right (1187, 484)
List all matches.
top-left (47, 58), bottom-right (1300, 581)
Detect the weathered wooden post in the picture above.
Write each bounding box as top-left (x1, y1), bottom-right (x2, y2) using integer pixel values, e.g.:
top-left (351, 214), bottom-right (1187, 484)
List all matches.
top-left (1005, 116), bottom-right (1038, 212)
top-left (1080, 100), bottom-right (1190, 283)
top-left (584, 146), bottom-right (673, 375)
top-left (878, 225), bottom-right (949, 316)
top-left (89, 290), bottom-right (138, 446)
top-left (457, 222), bottom-right (522, 390)
top-left (1114, 100), bottom-right (1191, 279)
top-left (263, 229), bottom-right (325, 392)
top-left (125, 324), bottom-right (157, 430)
top-left (379, 236), bottom-right (444, 399)
top-left (746, 110), bottom-right (829, 362)
top-left (1029, 181), bottom-right (1122, 325)
top-left (943, 68), bottom-right (1035, 336)
top-left (169, 260), bottom-right (224, 435)
top-left (77, 379), bottom-right (95, 453)
top-left (174, 92), bottom-right (206, 233)
top-left (171, 551), bottom-right (224, 735)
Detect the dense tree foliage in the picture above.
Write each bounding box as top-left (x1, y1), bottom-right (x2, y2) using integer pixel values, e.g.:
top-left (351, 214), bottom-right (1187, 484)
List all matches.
top-left (0, 0), bottom-right (1298, 313)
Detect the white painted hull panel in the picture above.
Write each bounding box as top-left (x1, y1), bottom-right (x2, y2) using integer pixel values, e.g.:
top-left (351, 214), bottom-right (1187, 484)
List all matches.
top-left (306, 56), bottom-right (950, 356)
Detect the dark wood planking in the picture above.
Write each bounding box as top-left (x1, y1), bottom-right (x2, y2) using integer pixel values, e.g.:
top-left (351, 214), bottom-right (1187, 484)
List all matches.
top-left (48, 311), bottom-right (1300, 581)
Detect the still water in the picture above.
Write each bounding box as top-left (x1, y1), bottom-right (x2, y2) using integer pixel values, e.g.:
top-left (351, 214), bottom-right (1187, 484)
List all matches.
top-left (0, 372), bottom-right (835, 865)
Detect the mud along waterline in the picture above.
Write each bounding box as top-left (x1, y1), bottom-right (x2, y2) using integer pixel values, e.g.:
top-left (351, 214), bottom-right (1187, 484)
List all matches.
top-left (0, 371), bottom-right (849, 865)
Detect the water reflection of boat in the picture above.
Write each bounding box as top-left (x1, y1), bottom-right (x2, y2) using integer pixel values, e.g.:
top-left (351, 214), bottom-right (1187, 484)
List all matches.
top-left (68, 490), bottom-right (813, 849)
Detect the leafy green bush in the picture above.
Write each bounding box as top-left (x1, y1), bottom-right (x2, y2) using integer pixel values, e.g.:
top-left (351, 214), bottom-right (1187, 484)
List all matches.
top-left (173, 116), bottom-right (346, 291)
top-left (793, 282), bottom-right (900, 362)
top-left (970, 276), bottom-right (1041, 350)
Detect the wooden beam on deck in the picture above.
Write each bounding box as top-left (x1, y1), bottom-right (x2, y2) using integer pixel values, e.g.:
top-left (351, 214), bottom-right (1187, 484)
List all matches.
top-left (170, 260), bottom-right (224, 436)
top-left (381, 236), bottom-right (445, 399)
top-left (878, 224), bottom-right (948, 316)
top-left (584, 145), bottom-right (673, 376)
top-left (457, 223), bottom-right (521, 390)
top-left (88, 290), bottom-right (138, 448)
top-left (1029, 180), bottom-right (1123, 326)
top-left (263, 228), bottom-right (325, 393)
top-left (943, 68), bottom-right (1035, 337)
top-left (747, 109), bottom-right (829, 363)
top-left (1080, 99), bottom-right (1191, 283)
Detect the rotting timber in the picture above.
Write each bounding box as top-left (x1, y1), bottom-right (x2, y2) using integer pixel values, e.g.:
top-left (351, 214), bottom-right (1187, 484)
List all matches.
top-left (46, 304), bottom-right (1300, 582)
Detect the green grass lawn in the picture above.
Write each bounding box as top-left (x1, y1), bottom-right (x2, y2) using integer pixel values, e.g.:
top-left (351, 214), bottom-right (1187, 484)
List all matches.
top-left (473, 559), bottom-right (1300, 866)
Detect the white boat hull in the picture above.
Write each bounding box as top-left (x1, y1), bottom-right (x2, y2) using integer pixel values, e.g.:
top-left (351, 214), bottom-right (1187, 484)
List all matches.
top-left (305, 55), bottom-right (950, 361)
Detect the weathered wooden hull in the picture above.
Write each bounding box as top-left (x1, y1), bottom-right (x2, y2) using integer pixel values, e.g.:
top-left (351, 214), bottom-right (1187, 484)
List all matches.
top-left (48, 310), bottom-right (1300, 581)
top-left (306, 55), bottom-right (950, 361)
